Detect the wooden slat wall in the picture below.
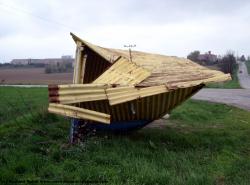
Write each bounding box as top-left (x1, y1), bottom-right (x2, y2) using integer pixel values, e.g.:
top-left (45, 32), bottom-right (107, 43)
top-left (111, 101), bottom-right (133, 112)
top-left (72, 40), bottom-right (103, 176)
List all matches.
top-left (76, 84), bottom-right (203, 122)
top-left (48, 84), bottom-right (110, 104)
top-left (48, 33), bottom-right (228, 125)
top-left (83, 48), bottom-right (111, 83)
top-left (80, 100), bottom-right (111, 115)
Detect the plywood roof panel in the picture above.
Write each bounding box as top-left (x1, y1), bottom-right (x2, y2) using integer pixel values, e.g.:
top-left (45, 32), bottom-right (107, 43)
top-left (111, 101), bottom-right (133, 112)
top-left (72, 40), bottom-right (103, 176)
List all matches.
top-left (93, 57), bottom-right (151, 85)
top-left (71, 33), bottom-right (231, 88)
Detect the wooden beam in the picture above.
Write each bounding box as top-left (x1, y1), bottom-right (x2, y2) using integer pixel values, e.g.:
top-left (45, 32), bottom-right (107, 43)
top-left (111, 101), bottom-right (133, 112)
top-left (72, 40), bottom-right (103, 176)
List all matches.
top-left (106, 85), bottom-right (169, 105)
top-left (48, 103), bottom-right (110, 124)
top-left (80, 54), bottom-right (87, 83)
top-left (48, 84), bottom-right (110, 104)
top-left (73, 41), bottom-right (84, 84)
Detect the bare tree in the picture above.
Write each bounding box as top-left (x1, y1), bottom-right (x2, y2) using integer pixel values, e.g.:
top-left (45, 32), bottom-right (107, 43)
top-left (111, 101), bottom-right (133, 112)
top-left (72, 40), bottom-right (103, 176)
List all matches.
top-left (219, 51), bottom-right (236, 75)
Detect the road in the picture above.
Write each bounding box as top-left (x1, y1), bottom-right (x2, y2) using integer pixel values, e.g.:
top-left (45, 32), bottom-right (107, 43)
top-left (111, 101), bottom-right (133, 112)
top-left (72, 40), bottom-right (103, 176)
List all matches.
top-left (192, 88), bottom-right (250, 111)
top-left (238, 61), bottom-right (250, 89)
top-left (192, 62), bottom-right (250, 111)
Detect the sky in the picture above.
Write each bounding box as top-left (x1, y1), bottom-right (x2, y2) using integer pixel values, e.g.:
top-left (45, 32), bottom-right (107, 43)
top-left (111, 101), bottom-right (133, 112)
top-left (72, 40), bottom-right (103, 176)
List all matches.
top-left (0, 0), bottom-right (250, 63)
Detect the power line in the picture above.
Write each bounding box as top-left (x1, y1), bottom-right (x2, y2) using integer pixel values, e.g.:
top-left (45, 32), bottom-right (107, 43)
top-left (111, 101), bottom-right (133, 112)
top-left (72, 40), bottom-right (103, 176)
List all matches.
top-left (0, 2), bottom-right (77, 31)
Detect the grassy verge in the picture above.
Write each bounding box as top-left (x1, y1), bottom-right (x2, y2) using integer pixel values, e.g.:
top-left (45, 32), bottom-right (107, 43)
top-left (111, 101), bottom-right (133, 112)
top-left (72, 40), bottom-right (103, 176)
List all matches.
top-left (206, 65), bottom-right (241, 89)
top-left (245, 61), bottom-right (250, 74)
top-left (1, 87), bottom-right (250, 184)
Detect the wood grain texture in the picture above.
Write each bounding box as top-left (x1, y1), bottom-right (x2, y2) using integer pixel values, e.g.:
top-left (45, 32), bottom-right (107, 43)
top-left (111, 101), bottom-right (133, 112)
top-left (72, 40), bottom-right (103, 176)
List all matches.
top-left (48, 103), bottom-right (110, 124)
top-left (71, 33), bottom-right (231, 88)
top-left (93, 57), bottom-right (151, 85)
top-left (47, 33), bottom-right (231, 124)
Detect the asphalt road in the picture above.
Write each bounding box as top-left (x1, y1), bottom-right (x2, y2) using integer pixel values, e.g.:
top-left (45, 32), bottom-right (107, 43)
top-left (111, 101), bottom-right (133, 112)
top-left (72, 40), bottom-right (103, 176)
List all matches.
top-left (192, 88), bottom-right (250, 111)
top-left (192, 62), bottom-right (250, 111)
top-left (238, 61), bottom-right (250, 89)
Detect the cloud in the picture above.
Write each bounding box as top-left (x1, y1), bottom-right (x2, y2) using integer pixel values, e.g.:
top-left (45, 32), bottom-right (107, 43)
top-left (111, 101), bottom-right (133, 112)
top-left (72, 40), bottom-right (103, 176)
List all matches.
top-left (0, 0), bottom-right (250, 62)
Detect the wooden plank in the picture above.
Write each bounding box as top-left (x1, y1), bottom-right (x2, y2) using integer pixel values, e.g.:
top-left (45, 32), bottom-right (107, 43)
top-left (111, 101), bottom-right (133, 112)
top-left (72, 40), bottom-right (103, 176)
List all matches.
top-left (58, 84), bottom-right (110, 89)
top-left (72, 43), bottom-right (78, 84)
top-left (73, 41), bottom-right (82, 84)
top-left (80, 54), bottom-right (87, 83)
top-left (48, 84), bottom-right (110, 104)
top-left (70, 32), bottom-right (115, 62)
top-left (58, 89), bottom-right (104, 96)
top-left (107, 85), bottom-right (169, 105)
top-left (169, 73), bottom-right (231, 89)
top-left (105, 86), bottom-right (135, 93)
top-left (48, 103), bottom-right (110, 124)
top-left (57, 94), bottom-right (107, 104)
top-left (93, 57), bottom-right (151, 85)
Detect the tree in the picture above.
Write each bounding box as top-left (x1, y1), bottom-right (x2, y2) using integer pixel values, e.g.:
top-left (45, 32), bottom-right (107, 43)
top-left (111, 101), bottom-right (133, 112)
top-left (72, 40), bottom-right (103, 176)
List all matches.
top-left (187, 50), bottom-right (200, 62)
top-left (240, 55), bottom-right (246, 62)
top-left (219, 51), bottom-right (236, 75)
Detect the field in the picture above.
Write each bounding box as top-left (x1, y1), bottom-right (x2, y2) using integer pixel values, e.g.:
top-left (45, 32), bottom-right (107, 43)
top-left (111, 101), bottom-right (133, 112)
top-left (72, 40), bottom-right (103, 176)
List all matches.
top-left (0, 67), bottom-right (72, 85)
top-left (1, 87), bottom-right (250, 184)
top-left (0, 65), bottom-right (241, 89)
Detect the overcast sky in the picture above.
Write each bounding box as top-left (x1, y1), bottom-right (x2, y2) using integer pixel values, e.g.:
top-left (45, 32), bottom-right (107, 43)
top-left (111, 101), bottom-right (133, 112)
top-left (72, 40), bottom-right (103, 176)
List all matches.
top-left (0, 0), bottom-right (250, 63)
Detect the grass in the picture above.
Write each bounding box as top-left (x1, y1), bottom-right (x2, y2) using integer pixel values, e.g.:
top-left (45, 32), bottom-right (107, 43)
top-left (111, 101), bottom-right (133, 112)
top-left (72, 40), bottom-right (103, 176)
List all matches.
top-left (207, 65), bottom-right (241, 89)
top-left (1, 87), bottom-right (250, 184)
top-left (245, 61), bottom-right (250, 74)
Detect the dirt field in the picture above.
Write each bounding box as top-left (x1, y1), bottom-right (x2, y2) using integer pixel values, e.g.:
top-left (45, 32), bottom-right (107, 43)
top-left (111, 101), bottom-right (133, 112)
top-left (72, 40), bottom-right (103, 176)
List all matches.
top-left (0, 67), bottom-right (72, 84)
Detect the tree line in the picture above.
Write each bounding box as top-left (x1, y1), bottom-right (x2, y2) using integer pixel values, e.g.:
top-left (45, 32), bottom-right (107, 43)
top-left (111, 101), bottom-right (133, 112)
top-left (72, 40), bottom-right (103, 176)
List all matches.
top-left (187, 50), bottom-right (238, 75)
top-left (44, 62), bottom-right (73, 73)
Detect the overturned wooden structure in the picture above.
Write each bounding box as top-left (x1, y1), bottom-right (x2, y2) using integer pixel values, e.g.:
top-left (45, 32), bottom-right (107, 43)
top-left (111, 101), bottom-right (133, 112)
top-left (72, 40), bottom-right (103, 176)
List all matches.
top-left (48, 33), bottom-right (231, 140)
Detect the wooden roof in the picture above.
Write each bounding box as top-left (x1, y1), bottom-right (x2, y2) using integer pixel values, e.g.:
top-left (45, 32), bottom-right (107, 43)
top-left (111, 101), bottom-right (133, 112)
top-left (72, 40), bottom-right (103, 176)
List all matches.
top-left (71, 33), bottom-right (231, 88)
top-left (93, 57), bottom-right (151, 85)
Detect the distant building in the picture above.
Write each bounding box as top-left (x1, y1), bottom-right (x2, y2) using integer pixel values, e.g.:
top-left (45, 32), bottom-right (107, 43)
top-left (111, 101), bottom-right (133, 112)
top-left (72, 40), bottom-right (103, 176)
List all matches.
top-left (197, 51), bottom-right (218, 64)
top-left (10, 56), bottom-right (74, 65)
top-left (61, 55), bottom-right (73, 59)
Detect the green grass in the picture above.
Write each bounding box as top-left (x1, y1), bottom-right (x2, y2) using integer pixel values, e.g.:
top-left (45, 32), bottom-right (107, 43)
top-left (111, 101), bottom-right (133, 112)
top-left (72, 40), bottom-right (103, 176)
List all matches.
top-left (246, 61), bottom-right (250, 75)
top-left (1, 87), bottom-right (250, 184)
top-left (0, 87), bottom-right (48, 124)
top-left (207, 65), bottom-right (241, 89)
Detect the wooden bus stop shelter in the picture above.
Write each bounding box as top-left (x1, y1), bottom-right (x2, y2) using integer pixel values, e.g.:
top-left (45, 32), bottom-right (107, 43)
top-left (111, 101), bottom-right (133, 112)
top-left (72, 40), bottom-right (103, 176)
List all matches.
top-left (48, 33), bottom-right (231, 142)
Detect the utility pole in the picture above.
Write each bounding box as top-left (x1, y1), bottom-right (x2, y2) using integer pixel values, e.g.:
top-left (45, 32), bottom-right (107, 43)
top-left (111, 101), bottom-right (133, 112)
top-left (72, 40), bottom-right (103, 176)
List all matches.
top-left (124, 44), bottom-right (136, 62)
